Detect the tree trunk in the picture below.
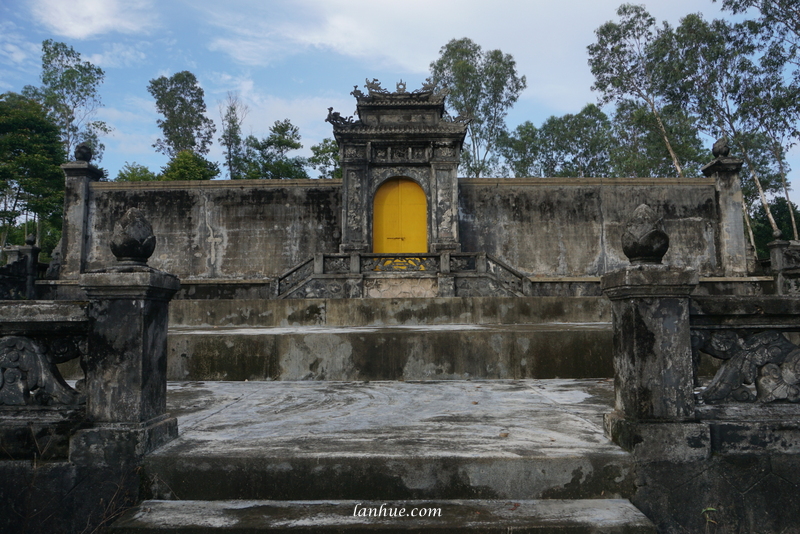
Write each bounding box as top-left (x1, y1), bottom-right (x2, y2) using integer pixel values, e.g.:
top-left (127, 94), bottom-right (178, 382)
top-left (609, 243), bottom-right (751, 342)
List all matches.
top-left (648, 99), bottom-right (685, 178)
top-left (737, 142), bottom-right (781, 237)
top-left (774, 147), bottom-right (799, 240)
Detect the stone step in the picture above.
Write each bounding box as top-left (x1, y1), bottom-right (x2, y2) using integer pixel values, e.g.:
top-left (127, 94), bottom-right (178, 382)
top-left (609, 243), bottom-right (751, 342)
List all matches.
top-left (167, 323), bottom-right (612, 381)
top-left (144, 381), bottom-right (632, 501)
top-left (110, 499), bottom-right (656, 533)
top-left (168, 296), bottom-right (611, 328)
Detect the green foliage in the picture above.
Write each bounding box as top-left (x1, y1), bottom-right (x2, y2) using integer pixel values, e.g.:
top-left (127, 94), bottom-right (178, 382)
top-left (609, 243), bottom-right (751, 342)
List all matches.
top-left (22, 40), bottom-right (110, 161)
top-left (611, 100), bottom-right (704, 177)
top-left (3, 218), bottom-right (61, 262)
top-left (308, 138), bottom-right (341, 179)
top-left (160, 150), bottom-right (219, 181)
top-left (115, 162), bottom-right (158, 182)
top-left (588, 4), bottom-right (687, 176)
top-left (499, 105), bottom-right (612, 178)
top-left (430, 37), bottom-right (527, 177)
top-left (0, 93), bottom-right (66, 246)
top-left (538, 104), bottom-right (612, 177)
top-left (242, 119), bottom-right (309, 180)
top-left (147, 71), bottom-right (216, 157)
top-left (218, 92), bottom-right (248, 180)
top-left (497, 121), bottom-right (539, 177)
top-left (751, 197), bottom-right (798, 258)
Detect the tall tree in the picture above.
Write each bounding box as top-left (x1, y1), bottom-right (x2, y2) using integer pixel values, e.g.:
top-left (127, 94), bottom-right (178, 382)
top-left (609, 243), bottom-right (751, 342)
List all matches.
top-left (308, 138), bottom-right (341, 179)
top-left (430, 38), bottom-right (527, 178)
top-left (147, 71), bottom-right (216, 157)
top-left (218, 92), bottom-right (249, 180)
top-left (538, 104), bottom-right (613, 178)
top-left (588, 4), bottom-right (686, 177)
top-left (242, 119), bottom-right (309, 180)
top-left (22, 40), bottom-right (110, 161)
top-left (0, 93), bottom-right (65, 247)
top-left (610, 100), bottom-right (705, 178)
top-left (657, 14), bottom-right (781, 239)
top-left (497, 121), bottom-right (540, 177)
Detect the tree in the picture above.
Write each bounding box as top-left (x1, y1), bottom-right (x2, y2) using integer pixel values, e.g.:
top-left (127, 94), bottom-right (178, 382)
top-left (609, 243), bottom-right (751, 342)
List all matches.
top-left (160, 150), bottom-right (219, 181)
top-left (308, 138), bottom-right (341, 179)
top-left (115, 162), bottom-right (158, 182)
top-left (218, 92), bottom-right (248, 180)
top-left (242, 119), bottom-right (309, 180)
top-left (147, 71), bottom-right (216, 157)
top-left (497, 121), bottom-right (540, 177)
top-left (538, 104), bottom-right (613, 178)
top-left (751, 197), bottom-right (798, 258)
top-left (716, 0), bottom-right (800, 81)
top-left (0, 93), bottom-right (65, 247)
top-left (657, 14), bottom-right (782, 239)
top-left (610, 100), bottom-right (705, 178)
top-left (430, 38), bottom-right (527, 178)
top-left (22, 40), bottom-right (110, 161)
top-left (588, 4), bottom-right (686, 177)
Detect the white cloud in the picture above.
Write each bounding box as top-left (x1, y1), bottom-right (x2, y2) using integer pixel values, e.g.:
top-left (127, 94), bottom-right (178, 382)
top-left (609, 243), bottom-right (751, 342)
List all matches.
top-left (0, 21), bottom-right (41, 69)
top-left (194, 0), bottom-right (731, 115)
top-left (86, 43), bottom-right (147, 68)
top-left (29, 0), bottom-right (157, 39)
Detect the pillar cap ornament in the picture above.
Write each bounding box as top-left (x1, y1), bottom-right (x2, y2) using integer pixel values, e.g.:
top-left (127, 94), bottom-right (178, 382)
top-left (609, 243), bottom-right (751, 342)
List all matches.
top-left (109, 208), bottom-right (156, 270)
top-left (622, 204), bottom-right (669, 265)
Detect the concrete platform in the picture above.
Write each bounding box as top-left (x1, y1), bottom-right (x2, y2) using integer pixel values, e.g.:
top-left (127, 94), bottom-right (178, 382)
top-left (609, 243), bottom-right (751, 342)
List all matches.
top-left (111, 499), bottom-right (656, 533)
top-left (145, 379), bottom-right (634, 501)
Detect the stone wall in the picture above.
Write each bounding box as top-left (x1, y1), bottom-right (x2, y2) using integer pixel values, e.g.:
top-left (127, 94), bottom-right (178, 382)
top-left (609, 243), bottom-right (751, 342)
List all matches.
top-left (60, 175), bottom-right (745, 282)
top-left (77, 179), bottom-right (341, 280)
top-left (458, 177), bottom-right (742, 277)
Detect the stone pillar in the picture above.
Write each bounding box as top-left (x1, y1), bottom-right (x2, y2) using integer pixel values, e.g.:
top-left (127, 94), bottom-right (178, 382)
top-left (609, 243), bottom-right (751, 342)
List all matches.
top-left (72, 208), bottom-right (179, 463)
top-left (701, 142), bottom-right (747, 276)
top-left (602, 265), bottom-right (698, 421)
top-left (601, 205), bottom-right (708, 460)
top-left (768, 240), bottom-right (800, 295)
top-left (60, 150), bottom-right (103, 279)
top-left (19, 234), bottom-right (40, 300)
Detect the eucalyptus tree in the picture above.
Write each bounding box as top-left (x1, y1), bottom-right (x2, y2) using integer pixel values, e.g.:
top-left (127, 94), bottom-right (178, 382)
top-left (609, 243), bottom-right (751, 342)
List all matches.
top-left (218, 92), bottom-right (249, 180)
top-left (430, 38), bottom-right (527, 177)
top-left (22, 40), bottom-right (110, 160)
top-left (148, 71), bottom-right (216, 157)
top-left (610, 100), bottom-right (704, 178)
top-left (588, 4), bottom-right (686, 177)
top-left (657, 13), bottom-right (781, 239)
top-left (537, 104), bottom-right (613, 178)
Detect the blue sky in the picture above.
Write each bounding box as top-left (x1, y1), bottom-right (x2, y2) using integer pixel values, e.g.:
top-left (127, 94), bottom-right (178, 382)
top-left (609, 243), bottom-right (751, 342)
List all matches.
top-left (1, 0), bottom-right (796, 202)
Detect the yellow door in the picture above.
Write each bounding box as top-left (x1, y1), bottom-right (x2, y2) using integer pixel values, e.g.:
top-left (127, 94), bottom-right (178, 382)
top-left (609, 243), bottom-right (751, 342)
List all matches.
top-left (373, 178), bottom-right (427, 253)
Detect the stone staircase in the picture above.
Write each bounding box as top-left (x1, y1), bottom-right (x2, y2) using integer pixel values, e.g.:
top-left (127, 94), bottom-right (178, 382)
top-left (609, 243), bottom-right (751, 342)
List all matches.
top-left (166, 296), bottom-right (613, 381)
top-left (107, 258), bottom-right (653, 532)
top-left (110, 380), bottom-right (656, 533)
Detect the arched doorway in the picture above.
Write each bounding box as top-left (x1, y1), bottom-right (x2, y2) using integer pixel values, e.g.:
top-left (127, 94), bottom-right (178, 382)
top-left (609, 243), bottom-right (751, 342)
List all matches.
top-left (373, 178), bottom-right (427, 253)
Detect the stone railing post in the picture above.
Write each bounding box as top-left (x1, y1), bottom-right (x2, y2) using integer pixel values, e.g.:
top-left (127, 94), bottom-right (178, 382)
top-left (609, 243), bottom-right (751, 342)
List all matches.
top-left (61, 144), bottom-right (103, 280)
top-left (601, 205), bottom-right (706, 460)
top-left (701, 139), bottom-right (747, 276)
top-left (72, 208), bottom-right (179, 464)
top-left (19, 234), bottom-right (40, 300)
top-left (768, 240), bottom-right (800, 295)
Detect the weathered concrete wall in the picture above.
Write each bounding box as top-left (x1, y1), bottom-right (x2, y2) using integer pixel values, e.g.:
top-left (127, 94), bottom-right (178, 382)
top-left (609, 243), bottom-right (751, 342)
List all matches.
top-left (68, 176), bottom-right (742, 280)
top-left (458, 177), bottom-right (728, 277)
top-left (83, 180), bottom-right (341, 279)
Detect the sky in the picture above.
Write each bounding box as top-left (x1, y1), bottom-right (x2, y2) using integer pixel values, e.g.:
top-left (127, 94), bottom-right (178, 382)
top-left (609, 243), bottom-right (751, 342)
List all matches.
top-left (0, 0), bottom-right (796, 203)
